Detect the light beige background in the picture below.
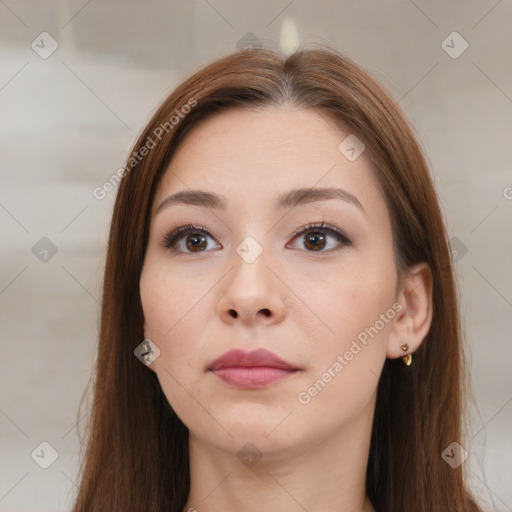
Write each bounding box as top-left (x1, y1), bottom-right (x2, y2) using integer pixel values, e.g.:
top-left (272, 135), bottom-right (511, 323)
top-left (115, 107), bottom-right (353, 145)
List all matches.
top-left (1, 1), bottom-right (511, 511)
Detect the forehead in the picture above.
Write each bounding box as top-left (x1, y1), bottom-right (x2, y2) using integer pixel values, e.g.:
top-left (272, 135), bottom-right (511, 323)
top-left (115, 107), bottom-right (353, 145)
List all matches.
top-left (153, 106), bottom-right (384, 217)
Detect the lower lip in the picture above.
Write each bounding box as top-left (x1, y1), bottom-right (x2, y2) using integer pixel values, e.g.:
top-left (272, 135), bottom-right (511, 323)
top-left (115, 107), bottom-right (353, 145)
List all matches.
top-left (210, 367), bottom-right (298, 388)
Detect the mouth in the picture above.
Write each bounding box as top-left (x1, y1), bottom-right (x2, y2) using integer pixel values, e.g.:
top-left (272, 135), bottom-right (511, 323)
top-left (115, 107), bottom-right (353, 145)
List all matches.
top-left (207, 348), bottom-right (300, 389)
top-left (210, 366), bottom-right (299, 388)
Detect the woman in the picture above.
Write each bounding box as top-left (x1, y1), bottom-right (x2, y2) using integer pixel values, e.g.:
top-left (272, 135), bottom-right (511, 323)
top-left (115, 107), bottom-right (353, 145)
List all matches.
top-left (71, 45), bottom-right (482, 511)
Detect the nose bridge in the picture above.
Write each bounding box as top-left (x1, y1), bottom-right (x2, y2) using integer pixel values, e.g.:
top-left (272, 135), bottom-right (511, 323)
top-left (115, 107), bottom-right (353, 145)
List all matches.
top-left (231, 233), bottom-right (273, 292)
top-left (218, 231), bottom-right (286, 324)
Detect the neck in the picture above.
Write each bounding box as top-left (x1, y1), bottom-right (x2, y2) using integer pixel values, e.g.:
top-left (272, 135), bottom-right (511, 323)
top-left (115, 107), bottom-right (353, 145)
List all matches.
top-left (181, 399), bottom-right (376, 512)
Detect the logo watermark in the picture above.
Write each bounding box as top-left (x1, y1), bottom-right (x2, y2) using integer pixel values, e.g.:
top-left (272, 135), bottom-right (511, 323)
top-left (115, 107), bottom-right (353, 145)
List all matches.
top-left (338, 134), bottom-right (365, 161)
top-left (441, 441), bottom-right (468, 468)
top-left (31, 441), bottom-right (59, 469)
top-left (31, 32), bottom-right (59, 59)
top-left (441, 31), bottom-right (468, 59)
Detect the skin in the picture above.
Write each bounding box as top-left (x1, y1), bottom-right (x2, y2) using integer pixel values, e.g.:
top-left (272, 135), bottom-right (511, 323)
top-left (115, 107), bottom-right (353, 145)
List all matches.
top-left (139, 106), bottom-right (433, 512)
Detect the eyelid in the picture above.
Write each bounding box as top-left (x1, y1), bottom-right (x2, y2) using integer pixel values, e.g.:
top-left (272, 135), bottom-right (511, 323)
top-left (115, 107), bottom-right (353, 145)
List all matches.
top-left (290, 221), bottom-right (352, 246)
top-left (161, 221), bottom-right (352, 253)
top-left (160, 224), bottom-right (216, 250)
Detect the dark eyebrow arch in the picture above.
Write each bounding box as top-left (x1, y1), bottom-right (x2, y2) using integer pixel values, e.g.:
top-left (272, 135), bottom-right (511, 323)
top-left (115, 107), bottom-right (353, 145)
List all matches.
top-left (156, 187), bottom-right (367, 217)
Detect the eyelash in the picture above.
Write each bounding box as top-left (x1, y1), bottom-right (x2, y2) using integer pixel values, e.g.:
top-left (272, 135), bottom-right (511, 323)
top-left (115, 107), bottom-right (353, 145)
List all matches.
top-left (161, 221), bottom-right (352, 254)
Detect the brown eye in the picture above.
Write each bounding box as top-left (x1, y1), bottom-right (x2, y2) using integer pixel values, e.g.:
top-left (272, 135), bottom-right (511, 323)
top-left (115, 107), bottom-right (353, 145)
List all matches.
top-left (289, 222), bottom-right (352, 252)
top-left (303, 231), bottom-right (327, 251)
top-left (162, 224), bottom-right (221, 253)
top-left (184, 233), bottom-right (208, 252)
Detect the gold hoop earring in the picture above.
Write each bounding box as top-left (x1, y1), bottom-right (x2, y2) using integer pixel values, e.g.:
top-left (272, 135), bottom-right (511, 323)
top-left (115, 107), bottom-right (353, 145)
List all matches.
top-left (401, 343), bottom-right (412, 366)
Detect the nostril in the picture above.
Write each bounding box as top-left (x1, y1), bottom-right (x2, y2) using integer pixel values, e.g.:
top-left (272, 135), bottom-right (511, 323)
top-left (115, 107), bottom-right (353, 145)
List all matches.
top-left (229, 309), bottom-right (238, 318)
top-left (260, 308), bottom-right (271, 317)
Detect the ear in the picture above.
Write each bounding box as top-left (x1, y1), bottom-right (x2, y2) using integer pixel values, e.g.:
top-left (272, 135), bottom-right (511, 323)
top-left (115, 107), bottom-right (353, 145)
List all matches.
top-left (386, 262), bottom-right (433, 359)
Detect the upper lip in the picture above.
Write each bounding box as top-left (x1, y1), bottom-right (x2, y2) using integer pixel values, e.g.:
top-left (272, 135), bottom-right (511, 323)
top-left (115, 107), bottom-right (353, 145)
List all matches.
top-left (208, 348), bottom-right (299, 371)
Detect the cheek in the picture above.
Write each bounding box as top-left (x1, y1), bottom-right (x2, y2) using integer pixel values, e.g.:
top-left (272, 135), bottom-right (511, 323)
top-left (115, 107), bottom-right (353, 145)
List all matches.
top-left (140, 262), bottom-right (209, 421)
top-left (139, 258), bottom-right (212, 377)
top-left (289, 254), bottom-right (397, 345)
top-left (141, 257), bottom-right (201, 335)
top-left (291, 281), bottom-right (397, 432)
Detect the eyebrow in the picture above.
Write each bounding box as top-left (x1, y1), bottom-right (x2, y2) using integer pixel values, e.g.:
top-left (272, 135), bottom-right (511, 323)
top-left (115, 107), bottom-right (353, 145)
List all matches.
top-left (155, 187), bottom-right (367, 217)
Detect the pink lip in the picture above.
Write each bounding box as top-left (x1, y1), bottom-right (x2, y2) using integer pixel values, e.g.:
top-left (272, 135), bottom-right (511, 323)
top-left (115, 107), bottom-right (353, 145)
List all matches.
top-left (208, 349), bottom-right (300, 389)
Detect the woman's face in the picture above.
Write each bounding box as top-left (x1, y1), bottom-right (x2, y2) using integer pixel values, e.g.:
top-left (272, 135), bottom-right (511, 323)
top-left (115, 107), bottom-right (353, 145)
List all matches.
top-left (140, 106), bottom-right (400, 458)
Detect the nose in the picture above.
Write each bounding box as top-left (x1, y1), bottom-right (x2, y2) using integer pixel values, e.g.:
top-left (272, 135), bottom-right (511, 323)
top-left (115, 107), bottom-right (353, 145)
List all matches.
top-left (216, 252), bottom-right (286, 326)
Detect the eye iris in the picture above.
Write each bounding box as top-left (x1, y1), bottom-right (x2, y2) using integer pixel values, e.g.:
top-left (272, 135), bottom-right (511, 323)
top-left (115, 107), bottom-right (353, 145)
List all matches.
top-left (185, 233), bottom-right (207, 252)
top-left (304, 232), bottom-right (326, 251)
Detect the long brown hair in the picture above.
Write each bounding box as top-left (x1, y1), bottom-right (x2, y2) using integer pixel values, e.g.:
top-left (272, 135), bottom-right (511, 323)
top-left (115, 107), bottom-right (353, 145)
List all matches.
top-left (71, 45), bottom-right (482, 512)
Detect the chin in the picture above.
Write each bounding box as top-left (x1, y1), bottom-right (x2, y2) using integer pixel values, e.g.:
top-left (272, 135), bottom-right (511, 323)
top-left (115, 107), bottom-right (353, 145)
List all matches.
top-left (194, 411), bottom-right (313, 459)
